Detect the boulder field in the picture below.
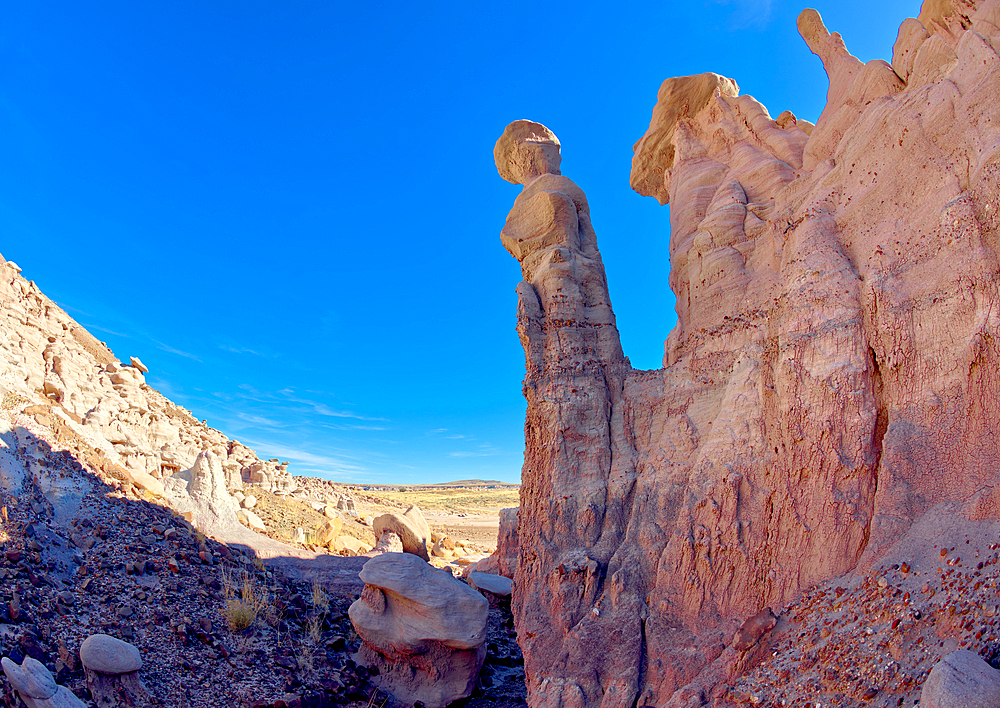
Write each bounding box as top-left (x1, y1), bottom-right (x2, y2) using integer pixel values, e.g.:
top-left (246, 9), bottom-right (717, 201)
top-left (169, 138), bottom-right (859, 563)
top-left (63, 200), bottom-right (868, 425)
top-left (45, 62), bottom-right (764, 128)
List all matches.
top-left (495, 1), bottom-right (1000, 706)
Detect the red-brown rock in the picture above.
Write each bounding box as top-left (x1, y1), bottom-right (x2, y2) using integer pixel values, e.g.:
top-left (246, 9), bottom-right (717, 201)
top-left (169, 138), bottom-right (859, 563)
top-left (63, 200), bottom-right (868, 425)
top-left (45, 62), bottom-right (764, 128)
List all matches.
top-left (494, 2), bottom-right (1000, 705)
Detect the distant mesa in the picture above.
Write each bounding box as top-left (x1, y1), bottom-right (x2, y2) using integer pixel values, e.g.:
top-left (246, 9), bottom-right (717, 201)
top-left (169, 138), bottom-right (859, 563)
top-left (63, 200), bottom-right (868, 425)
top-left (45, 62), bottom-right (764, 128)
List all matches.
top-left (355, 479), bottom-right (519, 490)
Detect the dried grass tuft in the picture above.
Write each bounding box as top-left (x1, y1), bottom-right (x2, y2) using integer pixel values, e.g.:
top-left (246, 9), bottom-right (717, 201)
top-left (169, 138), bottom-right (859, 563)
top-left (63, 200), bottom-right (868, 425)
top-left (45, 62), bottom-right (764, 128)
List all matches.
top-left (220, 567), bottom-right (269, 631)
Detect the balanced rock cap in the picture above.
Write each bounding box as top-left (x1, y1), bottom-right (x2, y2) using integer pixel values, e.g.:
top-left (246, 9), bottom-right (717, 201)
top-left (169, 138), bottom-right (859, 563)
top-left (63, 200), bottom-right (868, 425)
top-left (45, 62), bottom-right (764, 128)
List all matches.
top-left (372, 505), bottom-right (431, 561)
top-left (80, 633), bottom-right (143, 675)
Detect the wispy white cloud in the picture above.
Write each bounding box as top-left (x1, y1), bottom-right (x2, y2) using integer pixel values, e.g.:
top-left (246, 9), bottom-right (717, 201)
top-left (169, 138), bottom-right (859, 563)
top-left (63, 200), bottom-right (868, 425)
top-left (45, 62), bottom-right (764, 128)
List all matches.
top-left (236, 412), bottom-right (285, 428)
top-left (150, 338), bottom-right (202, 361)
top-left (274, 389), bottom-right (387, 421)
top-left (220, 345), bottom-right (268, 356)
top-left (368, 438), bottom-right (401, 446)
top-left (152, 378), bottom-right (180, 399)
top-left (318, 422), bottom-right (390, 432)
top-left (83, 323), bottom-right (132, 338)
top-left (310, 403), bottom-right (387, 421)
top-left (53, 301), bottom-right (95, 318)
top-left (709, 0), bottom-right (773, 29)
top-left (240, 438), bottom-right (367, 473)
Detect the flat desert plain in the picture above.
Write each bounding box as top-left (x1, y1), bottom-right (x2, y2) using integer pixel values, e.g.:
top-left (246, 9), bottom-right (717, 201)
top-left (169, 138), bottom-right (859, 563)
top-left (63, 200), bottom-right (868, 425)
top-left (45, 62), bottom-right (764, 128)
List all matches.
top-left (246, 480), bottom-right (519, 558)
top-left (353, 482), bottom-right (520, 551)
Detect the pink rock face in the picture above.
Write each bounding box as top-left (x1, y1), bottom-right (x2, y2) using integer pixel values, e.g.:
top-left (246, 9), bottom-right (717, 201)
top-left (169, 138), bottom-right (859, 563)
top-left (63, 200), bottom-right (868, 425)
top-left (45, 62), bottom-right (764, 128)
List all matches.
top-left (494, 2), bottom-right (1000, 706)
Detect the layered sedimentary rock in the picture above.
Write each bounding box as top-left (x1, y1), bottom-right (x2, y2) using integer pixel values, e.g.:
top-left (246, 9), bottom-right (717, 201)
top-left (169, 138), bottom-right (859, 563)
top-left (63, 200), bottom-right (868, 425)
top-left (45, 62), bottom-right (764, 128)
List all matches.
top-left (0, 254), bottom-right (355, 549)
top-left (495, 1), bottom-right (1000, 705)
top-left (0, 260), bottom-right (294, 493)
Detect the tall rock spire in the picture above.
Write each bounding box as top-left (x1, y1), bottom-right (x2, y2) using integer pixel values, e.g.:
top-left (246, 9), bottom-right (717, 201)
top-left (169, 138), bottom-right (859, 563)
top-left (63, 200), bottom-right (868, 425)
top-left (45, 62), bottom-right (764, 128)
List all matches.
top-left (496, 1), bottom-right (1000, 705)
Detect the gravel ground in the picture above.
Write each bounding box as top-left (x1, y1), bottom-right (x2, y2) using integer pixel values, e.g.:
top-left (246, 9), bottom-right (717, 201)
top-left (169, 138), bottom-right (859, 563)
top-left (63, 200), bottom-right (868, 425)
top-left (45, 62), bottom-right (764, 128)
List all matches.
top-left (0, 426), bottom-right (526, 708)
top-left (717, 532), bottom-right (1000, 707)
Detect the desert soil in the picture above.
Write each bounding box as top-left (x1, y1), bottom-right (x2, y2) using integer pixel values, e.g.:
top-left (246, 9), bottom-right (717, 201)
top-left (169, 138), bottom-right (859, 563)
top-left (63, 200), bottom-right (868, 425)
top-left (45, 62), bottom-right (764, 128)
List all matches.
top-left (247, 483), bottom-right (520, 560)
top-left (352, 486), bottom-right (520, 551)
top-left (0, 468), bottom-right (525, 708)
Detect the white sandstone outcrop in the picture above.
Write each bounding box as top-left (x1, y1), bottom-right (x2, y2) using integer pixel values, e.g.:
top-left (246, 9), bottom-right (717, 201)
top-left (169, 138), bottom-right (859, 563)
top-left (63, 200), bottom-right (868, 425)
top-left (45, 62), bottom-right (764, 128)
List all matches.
top-left (1, 656), bottom-right (85, 708)
top-left (0, 251), bottom-right (357, 555)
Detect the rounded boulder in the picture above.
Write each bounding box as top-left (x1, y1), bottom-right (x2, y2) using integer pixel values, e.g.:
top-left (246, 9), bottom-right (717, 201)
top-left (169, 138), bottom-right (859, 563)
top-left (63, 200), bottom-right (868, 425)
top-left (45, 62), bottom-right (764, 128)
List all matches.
top-left (1, 656), bottom-right (57, 699)
top-left (373, 505), bottom-right (430, 561)
top-left (80, 634), bottom-right (143, 675)
top-left (920, 650), bottom-right (1000, 708)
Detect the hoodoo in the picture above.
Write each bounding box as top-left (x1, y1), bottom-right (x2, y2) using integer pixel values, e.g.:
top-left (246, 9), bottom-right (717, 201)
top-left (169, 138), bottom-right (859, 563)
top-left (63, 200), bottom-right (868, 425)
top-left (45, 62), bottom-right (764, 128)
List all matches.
top-left (495, 1), bottom-right (1000, 705)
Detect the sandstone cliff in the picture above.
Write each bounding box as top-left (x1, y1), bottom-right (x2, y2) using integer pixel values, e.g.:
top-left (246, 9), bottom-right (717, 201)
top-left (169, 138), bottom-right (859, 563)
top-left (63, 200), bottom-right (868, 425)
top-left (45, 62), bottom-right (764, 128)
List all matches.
top-left (496, 1), bottom-right (1000, 705)
top-left (0, 255), bottom-right (353, 553)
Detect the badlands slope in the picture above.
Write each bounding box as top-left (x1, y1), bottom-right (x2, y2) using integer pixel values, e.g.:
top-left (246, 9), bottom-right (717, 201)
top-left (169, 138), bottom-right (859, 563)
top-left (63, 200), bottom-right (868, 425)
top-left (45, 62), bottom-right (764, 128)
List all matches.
top-left (0, 252), bottom-right (526, 707)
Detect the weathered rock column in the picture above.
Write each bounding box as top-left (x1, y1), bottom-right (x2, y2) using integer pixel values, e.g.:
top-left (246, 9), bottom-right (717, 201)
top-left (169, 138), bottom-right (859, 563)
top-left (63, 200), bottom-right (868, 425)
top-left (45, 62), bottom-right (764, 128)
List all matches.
top-left (495, 120), bottom-right (639, 708)
top-left (494, 2), bottom-right (1000, 704)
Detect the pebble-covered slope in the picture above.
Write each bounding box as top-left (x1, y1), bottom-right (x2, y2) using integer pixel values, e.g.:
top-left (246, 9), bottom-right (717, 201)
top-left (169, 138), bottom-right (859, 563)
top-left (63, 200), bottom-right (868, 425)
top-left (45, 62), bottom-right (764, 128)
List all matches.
top-left (0, 435), bottom-right (381, 707)
top-left (686, 507), bottom-right (1000, 707)
top-left (0, 257), bottom-right (527, 707)
top-left (0, 467), bottom-right (526, 707)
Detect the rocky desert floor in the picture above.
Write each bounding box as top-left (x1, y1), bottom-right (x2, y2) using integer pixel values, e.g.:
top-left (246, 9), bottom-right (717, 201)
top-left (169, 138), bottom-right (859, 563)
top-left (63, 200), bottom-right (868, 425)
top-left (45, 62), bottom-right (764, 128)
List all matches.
top-left (0, 459), bottom-right (525, 708)
top-left (353, 486), bottom-right (519, 550)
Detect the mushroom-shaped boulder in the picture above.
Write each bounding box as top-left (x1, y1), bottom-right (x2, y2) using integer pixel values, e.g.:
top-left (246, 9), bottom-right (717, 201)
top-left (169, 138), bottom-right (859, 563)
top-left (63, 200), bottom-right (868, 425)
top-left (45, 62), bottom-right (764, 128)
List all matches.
top-left (468, 571), bottom-right (512, 597)
top-left (80, 634), bottom-right (146, 707)
top-left (349, 552), bottom-right (489, 708)
top-left (80, 634), bottom-right (142, 675)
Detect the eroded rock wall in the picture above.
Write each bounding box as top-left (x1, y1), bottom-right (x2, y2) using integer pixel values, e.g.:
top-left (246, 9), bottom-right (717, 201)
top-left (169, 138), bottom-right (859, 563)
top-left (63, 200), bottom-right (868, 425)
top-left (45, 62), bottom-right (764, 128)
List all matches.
top-left (496, 1), bottom-right (1000, 705)
top-left (0, 255), bottom-right (354, 547)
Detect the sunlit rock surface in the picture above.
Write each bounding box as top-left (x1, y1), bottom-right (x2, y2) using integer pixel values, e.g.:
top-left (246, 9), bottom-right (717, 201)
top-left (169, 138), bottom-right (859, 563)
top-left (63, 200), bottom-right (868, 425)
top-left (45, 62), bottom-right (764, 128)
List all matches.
top-left (495, 1), bottom-right (1000, 705)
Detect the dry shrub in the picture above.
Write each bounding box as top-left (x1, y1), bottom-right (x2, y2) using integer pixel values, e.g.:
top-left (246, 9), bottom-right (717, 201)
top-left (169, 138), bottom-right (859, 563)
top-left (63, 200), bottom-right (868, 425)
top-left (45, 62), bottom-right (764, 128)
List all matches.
top-left (1, 391), bottom-right (24, 411)
top-left (304, 578), bottom-right (329, 646)
top-left (311, 579), bottom-right (329, 612)
top-left (306, 614), bottom-right (324, 645)
top-left (220, 567), bottom-right (269, 631)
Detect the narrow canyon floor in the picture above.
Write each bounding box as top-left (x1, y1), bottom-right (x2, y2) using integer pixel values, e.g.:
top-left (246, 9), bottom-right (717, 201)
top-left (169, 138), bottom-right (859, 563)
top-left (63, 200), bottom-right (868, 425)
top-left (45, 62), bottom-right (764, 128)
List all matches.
top-left (0, 452), bottom-right (525, 708)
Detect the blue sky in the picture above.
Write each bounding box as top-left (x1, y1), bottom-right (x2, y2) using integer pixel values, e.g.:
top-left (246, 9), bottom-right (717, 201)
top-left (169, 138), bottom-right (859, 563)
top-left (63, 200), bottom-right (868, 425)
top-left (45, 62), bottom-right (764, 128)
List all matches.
top-left (0, 0), bottom-right (916, 484)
